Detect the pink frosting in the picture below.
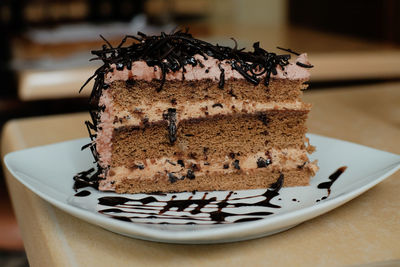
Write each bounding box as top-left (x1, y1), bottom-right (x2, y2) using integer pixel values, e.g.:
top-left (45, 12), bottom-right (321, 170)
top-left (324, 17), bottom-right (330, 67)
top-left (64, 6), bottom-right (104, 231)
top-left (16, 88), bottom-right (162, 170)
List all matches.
top-left (96, 90), bottom-right (114, 168)
top-left (105, 54), bottom-right (310, 84)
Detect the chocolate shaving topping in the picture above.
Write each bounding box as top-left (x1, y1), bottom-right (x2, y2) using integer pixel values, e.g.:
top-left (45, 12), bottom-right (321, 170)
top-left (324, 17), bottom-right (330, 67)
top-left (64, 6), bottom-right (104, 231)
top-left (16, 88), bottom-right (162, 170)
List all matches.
top-left (132, 164), bottom-right (145, 170)
top-left (177, 160), bottom-right (185, 167)
top-left (232, 159), bottom-right (240, 170)
top-left (296, 62), bottom-right (314, 68)
top-left (257, 157), bottom-right (266, 168)
top-left (297, 162), bottom-right (307, 169)
top-left (73, 168), bottom-right (102, 191)
top-left (163, 108), bottom-right (177, 144)
top-left (212, 103), bottom-right (223, 108)
top-left (80, 29), bottom-right (311, 104)
top-left (276, 46), bottom-right (300, 56)
top-left (257, 157), bottom-right (272, 168)
top-left (218, 63), bottom-right (225, 89)
top-left (191, 163), bottom-right (200, 171)
top-left (187, 169), bottom-right (196, 180)
top-left (228, 89), bottom-right (237, 98)
top-left (166, 159), bottom-right (177, 166)
top-left (168, 173), bottom-right (178, 183)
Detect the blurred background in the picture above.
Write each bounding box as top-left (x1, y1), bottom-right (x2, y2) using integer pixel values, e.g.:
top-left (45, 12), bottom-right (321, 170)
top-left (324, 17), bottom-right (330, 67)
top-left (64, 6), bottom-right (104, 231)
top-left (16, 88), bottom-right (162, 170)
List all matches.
top-left (0, 0), bottom-right (399, 266)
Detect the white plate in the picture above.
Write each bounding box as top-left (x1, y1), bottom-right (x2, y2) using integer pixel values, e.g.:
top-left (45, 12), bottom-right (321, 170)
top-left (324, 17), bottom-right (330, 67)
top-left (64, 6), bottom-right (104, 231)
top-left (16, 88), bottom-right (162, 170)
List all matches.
top-left (4, 134), bottom-right (400, 244)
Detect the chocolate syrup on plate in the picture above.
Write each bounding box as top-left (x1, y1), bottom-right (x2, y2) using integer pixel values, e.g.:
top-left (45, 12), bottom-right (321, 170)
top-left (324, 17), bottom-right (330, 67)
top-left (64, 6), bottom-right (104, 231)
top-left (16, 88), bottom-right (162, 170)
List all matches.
top-left (97, 175), bottom-right (284, 224)
top-left (73, 167), bottom-right (348, 225)
top-left (73, 168), bottom-right (101, 191)
top-left (74, 190), bottom-right (91, 197)
top-left (317, 166), bottom-right (347, 201)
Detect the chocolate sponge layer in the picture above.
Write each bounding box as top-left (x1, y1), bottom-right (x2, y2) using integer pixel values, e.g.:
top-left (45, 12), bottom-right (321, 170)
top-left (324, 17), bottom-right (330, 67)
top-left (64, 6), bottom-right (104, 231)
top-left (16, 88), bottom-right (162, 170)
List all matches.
top-left (109, 78), bottom-right (308, 113)
top-left (113, 168), bottom-right (313, 194)
top-left (111, 110), bottom-right (309, 168)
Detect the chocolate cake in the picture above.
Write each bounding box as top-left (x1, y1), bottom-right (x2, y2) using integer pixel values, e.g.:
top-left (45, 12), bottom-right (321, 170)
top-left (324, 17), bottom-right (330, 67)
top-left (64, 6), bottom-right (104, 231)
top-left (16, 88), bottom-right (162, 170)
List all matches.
top-left (80, 30), bottom-right (318, 194)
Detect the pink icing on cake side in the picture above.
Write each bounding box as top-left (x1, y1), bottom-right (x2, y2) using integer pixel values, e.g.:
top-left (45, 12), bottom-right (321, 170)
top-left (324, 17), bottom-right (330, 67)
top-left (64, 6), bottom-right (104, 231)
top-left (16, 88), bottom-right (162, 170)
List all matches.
top-left (96, 90), bottom-right (114, 168)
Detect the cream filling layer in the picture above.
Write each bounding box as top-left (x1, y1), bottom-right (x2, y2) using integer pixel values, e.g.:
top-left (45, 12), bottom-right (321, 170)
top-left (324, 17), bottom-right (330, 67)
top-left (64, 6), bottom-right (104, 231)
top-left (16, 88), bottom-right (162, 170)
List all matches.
top-left (99, 148), bottom-right (318, 191)
top-left (105, 54), bottom-right (311, 84)
top-left (111, 99), bottom-right (310, 128)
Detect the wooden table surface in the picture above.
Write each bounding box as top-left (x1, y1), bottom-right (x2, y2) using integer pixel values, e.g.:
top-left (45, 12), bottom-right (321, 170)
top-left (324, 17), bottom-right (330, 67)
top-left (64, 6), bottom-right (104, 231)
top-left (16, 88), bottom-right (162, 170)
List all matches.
top-left (1, 82), bottom-right (400, 266)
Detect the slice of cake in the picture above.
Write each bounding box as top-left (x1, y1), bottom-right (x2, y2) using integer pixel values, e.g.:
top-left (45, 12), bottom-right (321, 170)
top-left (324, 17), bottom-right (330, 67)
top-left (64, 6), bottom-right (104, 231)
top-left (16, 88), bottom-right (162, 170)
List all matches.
top-left (81, 30), bottom-right (318, 194)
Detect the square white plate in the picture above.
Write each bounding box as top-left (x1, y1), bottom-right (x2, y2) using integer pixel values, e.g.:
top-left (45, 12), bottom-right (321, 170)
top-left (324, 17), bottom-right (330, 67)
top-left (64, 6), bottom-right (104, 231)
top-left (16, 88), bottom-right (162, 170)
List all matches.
top-left (4, 134), bottom-right (400, 244)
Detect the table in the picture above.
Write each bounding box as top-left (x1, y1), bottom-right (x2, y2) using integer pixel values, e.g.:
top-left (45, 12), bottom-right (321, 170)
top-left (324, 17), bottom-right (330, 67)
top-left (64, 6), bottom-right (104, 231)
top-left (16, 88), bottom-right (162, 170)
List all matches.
top-left (2, 82), bottom-right (400, 266)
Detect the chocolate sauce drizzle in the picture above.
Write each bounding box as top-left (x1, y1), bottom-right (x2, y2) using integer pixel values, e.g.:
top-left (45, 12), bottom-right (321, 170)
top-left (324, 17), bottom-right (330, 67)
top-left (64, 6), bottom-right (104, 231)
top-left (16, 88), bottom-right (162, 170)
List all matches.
top-left (72, 167), bottom-right (348, 225)
top-left (97, 175), bottom-right (284, 224)
top-left (75, 190), bottom-right (91, 197)
top-left (317, 166), bottom-right (347, 201)
top-left (73, 168), bottom-right (101, 190)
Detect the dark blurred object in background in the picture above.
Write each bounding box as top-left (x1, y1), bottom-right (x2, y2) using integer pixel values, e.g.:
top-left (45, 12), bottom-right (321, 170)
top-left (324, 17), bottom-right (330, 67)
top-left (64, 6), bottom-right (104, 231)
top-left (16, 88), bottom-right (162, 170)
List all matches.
top-left (289, 0), bottom-right (400, 44)
top-left (0, 1), bottom-right (15, 99)
top-left (0, 0), bottom-right (144, 30)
